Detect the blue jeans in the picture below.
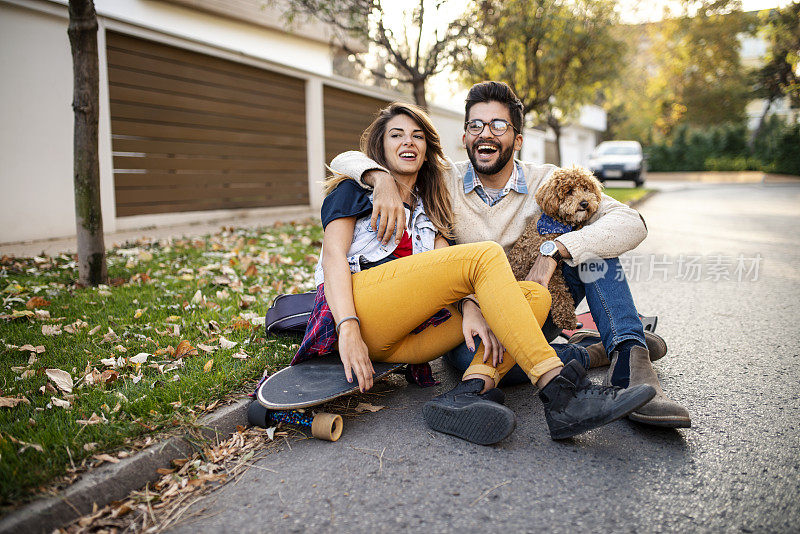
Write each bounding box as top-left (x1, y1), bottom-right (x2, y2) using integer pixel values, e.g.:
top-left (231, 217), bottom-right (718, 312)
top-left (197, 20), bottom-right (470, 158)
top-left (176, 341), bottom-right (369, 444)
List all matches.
top-left (443, 257), bottom-right (646, 386)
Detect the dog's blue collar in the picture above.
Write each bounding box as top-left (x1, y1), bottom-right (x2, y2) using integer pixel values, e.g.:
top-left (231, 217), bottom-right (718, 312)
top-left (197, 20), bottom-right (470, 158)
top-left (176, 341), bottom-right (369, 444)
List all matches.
top-left (537, 213), bottom-right (573, 234)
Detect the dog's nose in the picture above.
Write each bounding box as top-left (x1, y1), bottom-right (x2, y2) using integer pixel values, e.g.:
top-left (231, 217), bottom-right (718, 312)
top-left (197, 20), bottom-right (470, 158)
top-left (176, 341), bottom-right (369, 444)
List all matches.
top-left (579, 201), bottom-right (589, 209)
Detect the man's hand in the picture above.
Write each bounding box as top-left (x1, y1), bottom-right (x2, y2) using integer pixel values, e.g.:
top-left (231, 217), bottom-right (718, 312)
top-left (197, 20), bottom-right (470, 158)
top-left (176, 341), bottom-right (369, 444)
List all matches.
top-left (461, 300), bottom-right (505, 367)
top-left (364, 170), bottom-right (405, 245)
top-left (525, 241), bottom-right (570, 287)
top-left (525, 255), bottom-right (558, 288)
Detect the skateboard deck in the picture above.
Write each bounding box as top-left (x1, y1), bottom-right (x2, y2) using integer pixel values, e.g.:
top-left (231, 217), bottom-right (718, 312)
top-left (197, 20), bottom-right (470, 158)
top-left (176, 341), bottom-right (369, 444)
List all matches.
top-left (256, 354), bottom-right (404, 409)
top-left (561, 311), bottom-right (658, 339)
top-left (250, 354), bottom-right (404, 441)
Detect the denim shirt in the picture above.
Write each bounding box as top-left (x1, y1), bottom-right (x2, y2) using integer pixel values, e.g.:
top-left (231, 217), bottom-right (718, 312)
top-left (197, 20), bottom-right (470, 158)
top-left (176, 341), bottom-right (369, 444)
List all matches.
top-left (314, 193), bottom-right (438, 286)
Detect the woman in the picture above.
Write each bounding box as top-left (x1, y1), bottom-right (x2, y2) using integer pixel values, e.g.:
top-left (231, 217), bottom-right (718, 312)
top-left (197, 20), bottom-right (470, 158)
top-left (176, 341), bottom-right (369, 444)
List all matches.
top-left (295, 102), bottom-right (654, 444)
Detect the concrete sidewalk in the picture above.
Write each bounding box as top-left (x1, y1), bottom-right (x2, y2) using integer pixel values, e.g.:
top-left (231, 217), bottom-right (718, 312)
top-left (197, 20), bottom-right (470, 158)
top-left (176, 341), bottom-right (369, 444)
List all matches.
top-left (0, 207), bottom-right (317, 258)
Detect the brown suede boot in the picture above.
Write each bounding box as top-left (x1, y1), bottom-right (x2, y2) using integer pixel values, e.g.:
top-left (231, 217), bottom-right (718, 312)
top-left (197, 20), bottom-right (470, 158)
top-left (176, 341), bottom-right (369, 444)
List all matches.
top-left (606, 345), bottom-right (691, 428)
top-left (569, 330), bottom-right (668, 368)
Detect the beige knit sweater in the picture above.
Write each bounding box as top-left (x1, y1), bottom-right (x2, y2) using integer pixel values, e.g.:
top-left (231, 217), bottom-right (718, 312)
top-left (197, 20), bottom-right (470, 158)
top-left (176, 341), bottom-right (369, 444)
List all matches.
top-left (330, 152), bottom-right (647, 267)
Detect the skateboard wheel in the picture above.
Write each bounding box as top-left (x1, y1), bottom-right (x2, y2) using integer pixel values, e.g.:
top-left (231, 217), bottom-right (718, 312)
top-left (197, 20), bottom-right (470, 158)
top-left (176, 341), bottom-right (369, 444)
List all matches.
top-left (247, 401), bottom-right (269, 428)
top-left (311, 413), bottom-right (343, 442)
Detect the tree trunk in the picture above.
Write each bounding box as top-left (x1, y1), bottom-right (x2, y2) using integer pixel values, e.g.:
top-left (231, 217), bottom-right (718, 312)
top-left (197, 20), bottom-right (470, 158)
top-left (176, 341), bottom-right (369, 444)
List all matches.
top-left (548, 115), bottom-right (563, 166)
top-left (68, 0), bottom-right (107, 286)
top-left (412, 78), bottom-right (428, 110)
top-left (748, 98), bottom-right (773, 151)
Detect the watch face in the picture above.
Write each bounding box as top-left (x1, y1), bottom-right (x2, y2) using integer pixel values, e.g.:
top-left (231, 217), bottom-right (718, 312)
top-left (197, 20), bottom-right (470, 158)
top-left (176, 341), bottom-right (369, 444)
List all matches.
top-left (540, 241), bottom-right (557, 256)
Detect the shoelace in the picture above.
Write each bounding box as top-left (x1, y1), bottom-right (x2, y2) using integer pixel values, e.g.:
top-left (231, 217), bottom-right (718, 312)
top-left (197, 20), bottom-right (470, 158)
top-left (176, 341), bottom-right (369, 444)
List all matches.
top-left (581, 382), bottom-right (622, 396)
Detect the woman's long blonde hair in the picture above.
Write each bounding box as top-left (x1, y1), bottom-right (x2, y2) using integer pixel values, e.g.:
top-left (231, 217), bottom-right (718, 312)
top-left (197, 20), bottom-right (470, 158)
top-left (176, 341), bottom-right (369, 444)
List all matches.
top-left (324, 102), bottom-right (453, 239)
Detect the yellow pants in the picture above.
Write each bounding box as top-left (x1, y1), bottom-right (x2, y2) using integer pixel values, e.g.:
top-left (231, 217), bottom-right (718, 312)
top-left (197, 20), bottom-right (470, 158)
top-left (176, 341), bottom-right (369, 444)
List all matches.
top-left (349, 241), bottom-right (562, 384)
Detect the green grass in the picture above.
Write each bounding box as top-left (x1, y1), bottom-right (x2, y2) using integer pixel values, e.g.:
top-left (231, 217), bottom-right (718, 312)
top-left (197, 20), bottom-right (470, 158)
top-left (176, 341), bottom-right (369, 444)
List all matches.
top-left (0, 222), bottom-right (321, 506)
top-left (603, 187), bottom-right (652, 204)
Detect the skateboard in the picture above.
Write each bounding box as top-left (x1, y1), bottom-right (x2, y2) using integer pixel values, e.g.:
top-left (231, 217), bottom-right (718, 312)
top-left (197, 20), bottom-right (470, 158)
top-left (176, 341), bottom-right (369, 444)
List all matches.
top-left (560, 311), bottom-right (658, 339)
top-left (248, 354), bottom-right (404, 441)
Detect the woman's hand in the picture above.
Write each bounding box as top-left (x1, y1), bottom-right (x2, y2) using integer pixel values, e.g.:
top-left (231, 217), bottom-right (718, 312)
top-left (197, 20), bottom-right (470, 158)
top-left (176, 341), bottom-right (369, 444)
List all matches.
top-left (461, 300), bottom-right (505, 367)
top-left (337, 321), bottom-right (374, 392)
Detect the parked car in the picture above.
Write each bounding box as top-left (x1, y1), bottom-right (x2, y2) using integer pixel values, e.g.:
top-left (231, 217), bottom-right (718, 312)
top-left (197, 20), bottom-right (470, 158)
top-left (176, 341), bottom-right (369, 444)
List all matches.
top-left (588, 141), bottom-right (646, 187)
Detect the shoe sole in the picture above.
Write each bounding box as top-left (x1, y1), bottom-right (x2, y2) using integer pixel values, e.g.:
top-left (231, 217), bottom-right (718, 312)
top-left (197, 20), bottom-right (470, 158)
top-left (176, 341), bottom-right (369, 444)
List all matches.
top-left (550, 385), bottom-right (656, 440)
top-left (627, 411), bottom-right (691, 428)
top-left (422, 401), bottom-right (516, 445)
top-left (569, 331), bottom-right (668, 362)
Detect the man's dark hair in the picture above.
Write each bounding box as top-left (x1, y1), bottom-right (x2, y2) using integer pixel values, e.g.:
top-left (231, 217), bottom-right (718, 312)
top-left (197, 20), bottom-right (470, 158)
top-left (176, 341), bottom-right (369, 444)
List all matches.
top-left (465, 81), bottom-right (524, 133)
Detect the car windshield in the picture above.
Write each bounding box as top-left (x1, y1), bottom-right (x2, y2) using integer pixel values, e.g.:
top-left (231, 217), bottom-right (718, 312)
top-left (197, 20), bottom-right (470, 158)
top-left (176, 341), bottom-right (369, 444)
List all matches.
top-left (597, 145), bottom-right (640, 156)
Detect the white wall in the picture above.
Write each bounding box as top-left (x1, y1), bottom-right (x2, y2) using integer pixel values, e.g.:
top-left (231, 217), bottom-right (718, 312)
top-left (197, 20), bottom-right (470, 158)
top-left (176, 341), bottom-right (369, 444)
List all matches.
top-left (0, 3), bottom-right (77, 243)
top-left (91, 0), bottom-right (334, 76)
top-left (520, 129), bottom-right (546, 165)
top-left (429, 108), bottom-right (467, 163)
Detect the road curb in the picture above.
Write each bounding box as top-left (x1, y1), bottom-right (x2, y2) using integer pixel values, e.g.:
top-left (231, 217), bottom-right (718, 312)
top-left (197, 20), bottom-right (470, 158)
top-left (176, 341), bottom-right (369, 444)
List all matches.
top-left (627, 189), bottom-right (657, 209)
top-left (0, 397), bottom-right (251, 534)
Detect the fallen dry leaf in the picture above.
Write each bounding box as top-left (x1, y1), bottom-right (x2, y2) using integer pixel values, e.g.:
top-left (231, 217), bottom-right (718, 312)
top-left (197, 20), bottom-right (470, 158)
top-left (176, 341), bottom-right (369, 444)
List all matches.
top-left (173, 340), bottom-right (198, 359)
top-left (191, 290), bottom-right (204, 304)
top-left (99, 369), bottom-right (119, 384)
top-left (42, 324), bottom-right (62, 336)
top-left (77, 412), bottom-right (108, 426)
top-left (231, 350), bottom-right (249, 360)
top-left (243, 263), bottom-right (258, 277)
top-left (83, 442), bottom-right (98, 452)
top-left (129, 353), bottom-right (149, 365)
top-left (34, 310), bottom-right (50, 320)
top-left (45, 368), bottom-right (73, 393)
top-left (18, 344), bottom-right (45, 354)
top-left (355, 402), bottom-right (385, 413)
top-left (203, 359), bottom-right (214, 373)
top-left (88, 325), bottom-right (101, 335)
top-left (93, 453), bottom-right (119, 464)
top-left (196, 343), bottom-right (216, 353)
top-left (133, 308), bottom-right (144, 319)
top-left (218, 336), bottom-right (237, 349)
top-left (51, 397), bottom-right (71, 409)
top-left (26, 296), bottom-right (51, 309)
top-left (0, 396), bottom-right (30, 408)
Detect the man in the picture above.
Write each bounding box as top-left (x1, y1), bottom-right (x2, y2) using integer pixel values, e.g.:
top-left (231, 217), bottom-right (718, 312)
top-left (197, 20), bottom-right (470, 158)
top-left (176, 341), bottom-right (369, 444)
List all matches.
top-left (330, 81), bottom-right (690, 435)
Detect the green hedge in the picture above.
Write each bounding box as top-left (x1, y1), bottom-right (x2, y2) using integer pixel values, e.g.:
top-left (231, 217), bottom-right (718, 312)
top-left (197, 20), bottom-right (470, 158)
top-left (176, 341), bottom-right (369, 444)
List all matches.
top-left (646, 117), bottom-right (800, 176)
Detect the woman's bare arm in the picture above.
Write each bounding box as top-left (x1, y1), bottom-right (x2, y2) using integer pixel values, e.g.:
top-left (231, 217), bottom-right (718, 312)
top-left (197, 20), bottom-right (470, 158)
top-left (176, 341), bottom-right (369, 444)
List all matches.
top-left (321, 217), bottom-right (375, 392)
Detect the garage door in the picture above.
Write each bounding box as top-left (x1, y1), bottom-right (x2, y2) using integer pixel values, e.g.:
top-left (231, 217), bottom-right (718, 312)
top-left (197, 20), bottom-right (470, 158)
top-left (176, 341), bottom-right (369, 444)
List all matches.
top-left (106, 32), bottom-right (309, 217)
top-left (323, 86), bottom-right (389, 168)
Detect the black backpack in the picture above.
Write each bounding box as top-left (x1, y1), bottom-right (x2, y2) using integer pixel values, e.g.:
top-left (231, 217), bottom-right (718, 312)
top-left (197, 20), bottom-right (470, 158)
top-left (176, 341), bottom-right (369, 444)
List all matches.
top-left (264, 292), bottom-right (316, 335)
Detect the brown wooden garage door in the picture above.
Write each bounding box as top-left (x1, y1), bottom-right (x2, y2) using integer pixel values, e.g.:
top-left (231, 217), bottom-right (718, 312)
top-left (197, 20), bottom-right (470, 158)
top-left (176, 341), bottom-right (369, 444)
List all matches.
top-left (323, 86), bottom-right (389, 168)
top-left (106, 32), bottom-right (308, 217)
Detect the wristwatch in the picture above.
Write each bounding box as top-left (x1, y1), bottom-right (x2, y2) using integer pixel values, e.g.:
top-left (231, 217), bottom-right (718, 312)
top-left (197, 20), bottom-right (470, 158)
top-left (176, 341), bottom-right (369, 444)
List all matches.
top-left (539, 240), bottom-right (563, 262)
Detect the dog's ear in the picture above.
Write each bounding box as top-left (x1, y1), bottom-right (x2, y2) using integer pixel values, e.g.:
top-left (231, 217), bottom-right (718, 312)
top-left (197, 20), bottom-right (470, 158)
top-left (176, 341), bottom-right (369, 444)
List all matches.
top-left (536, 170), bottom-right (563, 217)
top-left (586, 169), bottom-right (603, 201)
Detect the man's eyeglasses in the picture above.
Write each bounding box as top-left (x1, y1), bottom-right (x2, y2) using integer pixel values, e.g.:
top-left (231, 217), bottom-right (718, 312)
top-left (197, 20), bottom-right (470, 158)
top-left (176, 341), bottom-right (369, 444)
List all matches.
top-left (464, 119), bottom-right (518, 136)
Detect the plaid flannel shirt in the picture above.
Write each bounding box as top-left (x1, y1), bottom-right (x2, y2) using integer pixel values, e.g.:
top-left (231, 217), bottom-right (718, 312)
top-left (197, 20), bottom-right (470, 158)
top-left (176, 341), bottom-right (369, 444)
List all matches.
top-left (463, 161), bottom-right (528, 206)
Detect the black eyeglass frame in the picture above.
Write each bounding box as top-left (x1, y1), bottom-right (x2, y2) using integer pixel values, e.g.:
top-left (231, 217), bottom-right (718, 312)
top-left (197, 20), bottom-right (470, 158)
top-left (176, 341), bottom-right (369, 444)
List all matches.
top-left (464, 118), bottom-right (520, 136)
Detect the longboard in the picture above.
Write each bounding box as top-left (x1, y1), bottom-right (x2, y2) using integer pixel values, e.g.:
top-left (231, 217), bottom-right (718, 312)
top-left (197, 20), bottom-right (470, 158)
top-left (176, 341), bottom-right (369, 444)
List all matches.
top-left (560, 311), bottom-right (658, 339)
top-left (249, 354), bottom-right (404, 441)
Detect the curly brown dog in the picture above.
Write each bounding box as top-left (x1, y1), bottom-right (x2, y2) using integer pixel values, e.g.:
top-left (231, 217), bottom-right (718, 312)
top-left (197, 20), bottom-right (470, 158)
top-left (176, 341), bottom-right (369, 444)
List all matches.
top-left (506, 165), bottom-right (603, 330)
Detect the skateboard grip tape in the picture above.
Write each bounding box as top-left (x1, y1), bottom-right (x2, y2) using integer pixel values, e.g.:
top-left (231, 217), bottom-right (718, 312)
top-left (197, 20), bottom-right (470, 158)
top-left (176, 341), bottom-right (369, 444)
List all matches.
top-left (311, 413), bottom-right (343, 441)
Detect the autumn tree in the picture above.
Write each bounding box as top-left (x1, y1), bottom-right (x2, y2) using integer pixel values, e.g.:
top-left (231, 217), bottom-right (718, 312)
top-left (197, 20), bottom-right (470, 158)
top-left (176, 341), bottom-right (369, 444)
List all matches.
top-left (283, 0), bottom-right (470, 109)
top-left (68, 0), bottom-right (107, 285)
top-left (749, 1), bottom-right (800, 146)
top-left (608, 0), bottom-right (754, 143)
top-left (457, 0), bottom-right (624, 164)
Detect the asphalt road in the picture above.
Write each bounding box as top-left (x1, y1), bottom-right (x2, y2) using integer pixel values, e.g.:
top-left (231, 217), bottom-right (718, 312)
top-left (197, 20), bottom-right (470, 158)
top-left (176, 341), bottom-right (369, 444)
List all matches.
top-left (169, 181), bottom-right (800, 533)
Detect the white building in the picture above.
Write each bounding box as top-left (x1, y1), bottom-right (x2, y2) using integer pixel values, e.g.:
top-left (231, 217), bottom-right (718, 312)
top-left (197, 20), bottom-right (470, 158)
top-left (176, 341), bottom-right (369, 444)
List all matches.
top-left (1, 0), bottom-right (604, 245)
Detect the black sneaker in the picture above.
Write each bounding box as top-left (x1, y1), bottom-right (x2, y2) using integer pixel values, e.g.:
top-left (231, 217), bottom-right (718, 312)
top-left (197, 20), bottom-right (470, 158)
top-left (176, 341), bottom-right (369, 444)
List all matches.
top-left (422, 379), bottom-right (516, 445)
top-left (539, 360), bottom-right (656, 440)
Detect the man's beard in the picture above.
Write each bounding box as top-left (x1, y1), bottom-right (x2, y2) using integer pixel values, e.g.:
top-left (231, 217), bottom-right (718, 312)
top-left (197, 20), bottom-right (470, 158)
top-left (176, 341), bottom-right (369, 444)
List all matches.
top-left (466, 140), bottom-right (515, 176)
